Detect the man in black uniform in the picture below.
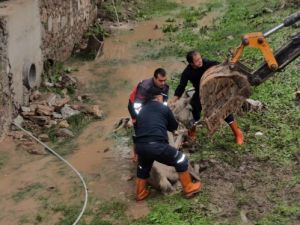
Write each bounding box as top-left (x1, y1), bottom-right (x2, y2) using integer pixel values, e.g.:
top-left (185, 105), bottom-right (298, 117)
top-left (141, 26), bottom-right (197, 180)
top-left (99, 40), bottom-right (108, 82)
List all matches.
top-left (171, 50), bottom-right (244, 144)
top-left (128, 68), bottom-right (169, 161)
top-left (134, 87), bottom-right (202, 201)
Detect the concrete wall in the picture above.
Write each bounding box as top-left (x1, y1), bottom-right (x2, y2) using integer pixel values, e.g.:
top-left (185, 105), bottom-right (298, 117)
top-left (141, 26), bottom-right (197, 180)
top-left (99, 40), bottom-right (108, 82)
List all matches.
top-left (40, 0), bottom-right (98, 61)
top-left (6, 0), bottom-right (43, 105)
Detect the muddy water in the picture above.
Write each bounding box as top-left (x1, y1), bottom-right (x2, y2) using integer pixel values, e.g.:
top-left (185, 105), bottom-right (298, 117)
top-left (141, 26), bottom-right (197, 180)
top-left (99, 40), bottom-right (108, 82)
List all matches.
top-left (68, 18), bottom-right (187, 218)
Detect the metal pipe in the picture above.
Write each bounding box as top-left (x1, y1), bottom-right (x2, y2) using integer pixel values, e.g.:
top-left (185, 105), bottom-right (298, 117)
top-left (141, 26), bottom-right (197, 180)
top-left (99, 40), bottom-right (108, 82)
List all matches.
top-left (264, 23), bottom-right (284, 37)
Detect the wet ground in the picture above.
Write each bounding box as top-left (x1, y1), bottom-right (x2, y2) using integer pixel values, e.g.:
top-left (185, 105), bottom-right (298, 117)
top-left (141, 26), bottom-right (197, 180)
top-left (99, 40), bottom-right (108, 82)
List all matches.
top-left (1, 0), bottom-right (298, 224)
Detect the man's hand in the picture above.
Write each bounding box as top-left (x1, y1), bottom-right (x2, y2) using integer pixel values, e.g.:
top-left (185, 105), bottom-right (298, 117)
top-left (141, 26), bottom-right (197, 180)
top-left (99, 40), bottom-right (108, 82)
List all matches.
top-left (169, 96), bottom-right (179, 106)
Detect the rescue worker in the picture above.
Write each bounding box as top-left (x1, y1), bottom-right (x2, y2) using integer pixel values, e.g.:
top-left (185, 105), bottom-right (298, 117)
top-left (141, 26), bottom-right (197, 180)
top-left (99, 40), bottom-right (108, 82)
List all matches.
top-left (135, 86), bottom-right (202, 201)
top-left (128, 68), bottom-right (169, 123)
top-left (170, 50), bottom-right (244, 144)
top-left (128, 68), bottom-right (169, 161)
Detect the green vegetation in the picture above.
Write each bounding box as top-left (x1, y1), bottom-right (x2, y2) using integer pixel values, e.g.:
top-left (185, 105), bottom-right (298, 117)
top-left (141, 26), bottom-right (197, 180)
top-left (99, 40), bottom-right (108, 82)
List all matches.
top-left (0, 152), bottom-right (9, 170)
top-left (48, 113), bottom-right (94, 156)
top-left (131, 0), bottom-right (300, 224)
top-left (12, 183), bottom-right (44, 202)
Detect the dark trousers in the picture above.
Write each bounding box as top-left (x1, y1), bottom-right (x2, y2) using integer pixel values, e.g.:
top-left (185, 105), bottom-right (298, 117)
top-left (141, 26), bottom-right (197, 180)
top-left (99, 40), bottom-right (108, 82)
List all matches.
top-left (191, 93), bottom-right (234, 124)
top-left (135, 142), bottom-right (189, 179)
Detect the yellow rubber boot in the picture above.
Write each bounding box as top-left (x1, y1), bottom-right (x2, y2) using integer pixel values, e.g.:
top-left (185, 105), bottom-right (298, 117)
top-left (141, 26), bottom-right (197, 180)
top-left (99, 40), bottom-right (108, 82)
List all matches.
top-left (179, 171), bottom-right (202, 198)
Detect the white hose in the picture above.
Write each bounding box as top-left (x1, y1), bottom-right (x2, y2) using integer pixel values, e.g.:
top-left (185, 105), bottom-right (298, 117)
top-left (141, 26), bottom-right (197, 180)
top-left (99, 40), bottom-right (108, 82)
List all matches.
top-left (12, 122), bottom-right (88, 225)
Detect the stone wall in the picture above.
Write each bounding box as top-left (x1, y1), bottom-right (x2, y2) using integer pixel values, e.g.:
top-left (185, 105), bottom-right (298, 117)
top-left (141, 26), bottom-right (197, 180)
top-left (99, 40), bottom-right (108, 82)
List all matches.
top-left (0, 16), bottom-right (12, 141)
top-left (40, 0), bottom-right (98, 62)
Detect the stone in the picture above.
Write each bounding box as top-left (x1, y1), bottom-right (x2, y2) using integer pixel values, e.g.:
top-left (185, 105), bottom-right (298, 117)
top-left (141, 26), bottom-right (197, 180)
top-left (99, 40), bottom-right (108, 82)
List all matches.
top-left (242, 98), bottom-right (264, 112)
top-left (61, 104), bottom-right (80, 119)
top-left (38, 134), bottom-right (50, 142)
top-left (59, 120), bottom-right (69, 128)
top-left (52, 112), bottom-right (63, 119)
top-left (30, 90), bottom-right (42, 102)
top-left (46, 93), bottom-right (57, 106)
top-left (21, 106), bottom-right (31, 112)
top-left (13, 115), bottom-right (24, 127)
top-left (27, 116), bottom-right (50, 126)
top-left (56, 128), bottom-right (74, 138)
top-left (85, 105), bottom-right (103, 119)
top-left (36, 104), bottom-right (55, 116)
top-left (54, 96), bottom-right (70, 109)
top-left (255, 132), bottom-right (264, 137)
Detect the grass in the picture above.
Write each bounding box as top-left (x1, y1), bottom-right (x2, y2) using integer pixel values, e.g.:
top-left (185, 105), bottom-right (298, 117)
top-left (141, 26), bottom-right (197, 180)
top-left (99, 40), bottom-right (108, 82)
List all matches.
top-left (48, 113), bottom-right (95, 156)
top-left (134, 0), bottom-right (300, 164)
top-left (131, 0), bottom-right (300, 224)
top-left (0, 152), bottom-right (9, 170)
top-left (12, 183), bottom-right (44, 202)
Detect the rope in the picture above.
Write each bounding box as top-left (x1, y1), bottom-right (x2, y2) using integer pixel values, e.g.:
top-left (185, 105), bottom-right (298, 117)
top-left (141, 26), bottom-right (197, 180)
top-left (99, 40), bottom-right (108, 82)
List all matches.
top-left (12, 122), bottom-right (88, 225)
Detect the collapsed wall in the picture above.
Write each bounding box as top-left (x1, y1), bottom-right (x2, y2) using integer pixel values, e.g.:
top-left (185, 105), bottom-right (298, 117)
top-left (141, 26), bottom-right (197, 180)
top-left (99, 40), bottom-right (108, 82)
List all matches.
top-left (40, 0), bottom-right (98, 61)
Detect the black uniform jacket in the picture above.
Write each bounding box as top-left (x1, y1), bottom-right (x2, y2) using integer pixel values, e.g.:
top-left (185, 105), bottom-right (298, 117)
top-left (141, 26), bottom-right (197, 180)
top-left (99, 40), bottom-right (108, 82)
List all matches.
top-left (174, 58), bottom-right (219, 98)
top-left (128, 78), bottom-right (169, 120)
top-left (135, 101), bottom-right (178, 143)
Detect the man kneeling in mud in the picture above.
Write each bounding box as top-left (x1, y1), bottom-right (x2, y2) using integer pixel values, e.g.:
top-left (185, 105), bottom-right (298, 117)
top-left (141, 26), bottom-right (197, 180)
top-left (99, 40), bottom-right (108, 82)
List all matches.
top-left (134, 86), bottom-right (202, 201)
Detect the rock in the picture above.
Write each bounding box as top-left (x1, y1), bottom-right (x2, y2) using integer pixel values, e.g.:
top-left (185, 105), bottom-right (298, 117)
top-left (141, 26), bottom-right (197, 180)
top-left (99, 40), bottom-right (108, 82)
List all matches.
top-left (52, 112), bottom-right (63, 119)
top-left (242, 98), bottom-right (265, 112)
top-left (8, 130), bottom-right (27, 140)
top-left (263, 7), bottom-right (273, 13)
top-left (26, 147), bottom-right (48, 155)
top-left (46, 93), bottom-right (57, 106)
top-left (54, 96), bottom-right (70, 110)
top-left (83, 105), bottom-right (103, 119)
top-left (38, 134), bottom-right (50, 142)
top-left (59, 120), bottom-right (70, 128)
top-left (56, 128), bottom-right (74, 138)
top-left (45, 120), bottom-right (57, 129)
top-left (227, 35), bottom-right (234, 40)
top-left (36, 104), bottom-right (55, 116)
top-left (21, 106), bottom-right (31, 112)
top-left (22, 111), bottom-right (36, 117)
top-left (27, 116), bottom-right (50, 126)
top-left (61, 105), bottom-right (80, 119)
top-left (30, 104), bottom-right (38, 112)
top-left (30, 90), bottom-right (42, 102)
top-left (60, 74), bottom-right (77, 88)
top-left (21, 141), bottom-right (47, 155)
top-left (70, 104), bottom-right (81, 110)
top-left (13, 115), bottom-right (24, 127)
top-left (43, 81), bottom-right (54, 87)
top-left (255, 131), bottom-right (264, 137)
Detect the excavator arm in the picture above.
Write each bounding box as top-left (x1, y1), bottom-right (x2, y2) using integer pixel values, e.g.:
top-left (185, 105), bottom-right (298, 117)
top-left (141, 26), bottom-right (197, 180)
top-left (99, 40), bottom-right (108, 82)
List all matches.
top-left (200, 11), bottom-right (300, 135)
